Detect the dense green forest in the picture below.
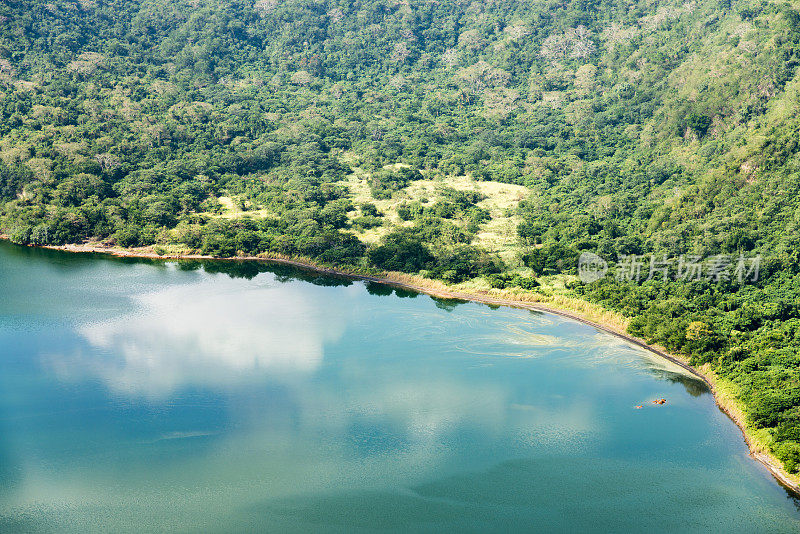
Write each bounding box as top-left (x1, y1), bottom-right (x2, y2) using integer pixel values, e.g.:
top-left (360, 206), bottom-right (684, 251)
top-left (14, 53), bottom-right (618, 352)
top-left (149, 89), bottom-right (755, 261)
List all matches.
top-left (2, 0), bottom-right (800, 473)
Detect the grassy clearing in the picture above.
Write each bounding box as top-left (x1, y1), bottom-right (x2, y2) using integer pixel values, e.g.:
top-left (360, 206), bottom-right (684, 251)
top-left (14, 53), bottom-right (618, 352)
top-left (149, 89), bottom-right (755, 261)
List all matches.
top-left (339, 169), bottom-right (407, 244)
top-left (200, 195), bottom-right (273, 220)
top-left (338, 166), bottom-right (529, 258)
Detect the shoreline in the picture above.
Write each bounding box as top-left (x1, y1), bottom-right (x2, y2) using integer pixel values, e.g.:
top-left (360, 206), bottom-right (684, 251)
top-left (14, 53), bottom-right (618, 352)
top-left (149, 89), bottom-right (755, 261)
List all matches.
top-left (4, 238), bottom-right (799, 497)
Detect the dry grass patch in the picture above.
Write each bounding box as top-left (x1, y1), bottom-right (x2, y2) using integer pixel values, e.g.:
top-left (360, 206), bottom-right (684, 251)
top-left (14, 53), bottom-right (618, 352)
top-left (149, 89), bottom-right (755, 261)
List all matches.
top-left (338, 165), bottom-right (529, 258)
top-left (201, 196), bottom-right (273, 220)
top-left (404, 175), bottom-right (528, 260)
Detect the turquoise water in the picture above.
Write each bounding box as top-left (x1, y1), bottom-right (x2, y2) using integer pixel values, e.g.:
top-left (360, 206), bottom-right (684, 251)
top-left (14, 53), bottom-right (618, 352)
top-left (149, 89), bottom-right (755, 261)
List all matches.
top-left (0, 241), bottom-right (798, 532)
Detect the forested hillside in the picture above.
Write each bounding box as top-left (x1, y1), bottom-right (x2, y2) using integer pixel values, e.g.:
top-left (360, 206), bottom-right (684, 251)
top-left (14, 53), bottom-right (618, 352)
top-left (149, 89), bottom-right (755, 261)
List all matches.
top-left (2, 0), bottom-right (800, 474)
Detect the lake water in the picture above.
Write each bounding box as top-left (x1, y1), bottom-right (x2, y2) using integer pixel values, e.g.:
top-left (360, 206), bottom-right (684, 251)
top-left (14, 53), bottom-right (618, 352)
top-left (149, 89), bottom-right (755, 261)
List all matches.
top-left (0, 241), bottom-right (798, 532)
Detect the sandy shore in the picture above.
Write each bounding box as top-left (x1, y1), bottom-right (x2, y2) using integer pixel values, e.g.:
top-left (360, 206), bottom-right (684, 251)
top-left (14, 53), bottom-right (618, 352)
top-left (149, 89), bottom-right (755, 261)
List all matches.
top-left (4, 238), bottom-right (800, 496)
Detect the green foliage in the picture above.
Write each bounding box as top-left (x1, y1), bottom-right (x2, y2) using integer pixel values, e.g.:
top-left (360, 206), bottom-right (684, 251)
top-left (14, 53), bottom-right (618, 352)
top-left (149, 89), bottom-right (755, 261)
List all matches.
top-left (360, 202), bottom-right (380, 217)
top-left (351, 215), bottom-right (383, 231)
top-left (368, 230), bottom-right (433, 273)
top-left (522, 244), bottom-right (580, 275)
top-left (0, 163), bottom-right (33, 201)
top-left (429, 245), bottom-right (503, 283)
top-left (487, 272), bottom-right (540, 290)
top-left (681, 113), bottom-right (713, 138)
top-left (369, 168), bottom-right (422, 200)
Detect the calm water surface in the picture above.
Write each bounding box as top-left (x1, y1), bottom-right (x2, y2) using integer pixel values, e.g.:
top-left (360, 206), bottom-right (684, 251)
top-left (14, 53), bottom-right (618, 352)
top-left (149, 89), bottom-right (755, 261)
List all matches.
top-left (0, 241), bottom-right (798, 532)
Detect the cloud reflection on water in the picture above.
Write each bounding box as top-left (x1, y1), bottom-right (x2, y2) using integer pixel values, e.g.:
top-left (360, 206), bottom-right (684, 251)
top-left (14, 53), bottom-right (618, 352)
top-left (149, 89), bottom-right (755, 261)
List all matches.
top-left (45, 276), bottom-right (348, 399)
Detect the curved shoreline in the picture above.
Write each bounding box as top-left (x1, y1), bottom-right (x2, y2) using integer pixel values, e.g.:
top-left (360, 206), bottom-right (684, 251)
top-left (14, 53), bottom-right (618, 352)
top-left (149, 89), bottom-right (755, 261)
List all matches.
top-left (3, 238), bottom-right (799, 497)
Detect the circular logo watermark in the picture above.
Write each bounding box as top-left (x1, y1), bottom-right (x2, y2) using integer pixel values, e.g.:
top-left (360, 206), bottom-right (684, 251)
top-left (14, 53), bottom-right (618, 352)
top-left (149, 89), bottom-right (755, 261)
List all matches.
top-left (578, 252), bottom-right (608, 283)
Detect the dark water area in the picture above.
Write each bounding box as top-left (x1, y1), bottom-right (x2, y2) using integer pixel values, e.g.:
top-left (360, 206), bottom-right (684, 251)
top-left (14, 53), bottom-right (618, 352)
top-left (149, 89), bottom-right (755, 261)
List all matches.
top-left (0, 242), bottom-right (798, 532)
